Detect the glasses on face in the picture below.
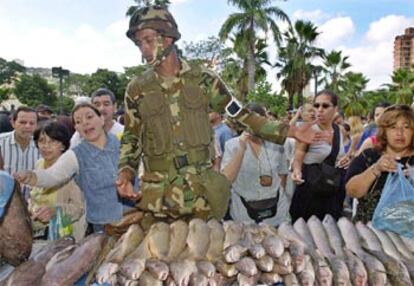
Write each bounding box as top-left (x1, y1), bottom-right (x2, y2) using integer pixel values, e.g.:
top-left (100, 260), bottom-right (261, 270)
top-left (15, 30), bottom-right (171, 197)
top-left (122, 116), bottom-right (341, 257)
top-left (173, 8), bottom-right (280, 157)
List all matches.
top-left (37, 139), bottom-right (61, 148)
top-left (313, 103), bottom-right (334, 109)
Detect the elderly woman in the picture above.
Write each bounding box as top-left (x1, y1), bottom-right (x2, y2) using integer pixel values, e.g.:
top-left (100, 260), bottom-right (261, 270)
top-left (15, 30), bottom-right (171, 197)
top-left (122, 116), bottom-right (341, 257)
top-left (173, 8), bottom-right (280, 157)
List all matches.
top-left (345, 104), bottom-right (414, 223)
top-left (29, 122), bottom-right (86, 240)
top-left (15, 103), bottom-right (125, 233)
top-left (289, 90), bottom-right (350, 221)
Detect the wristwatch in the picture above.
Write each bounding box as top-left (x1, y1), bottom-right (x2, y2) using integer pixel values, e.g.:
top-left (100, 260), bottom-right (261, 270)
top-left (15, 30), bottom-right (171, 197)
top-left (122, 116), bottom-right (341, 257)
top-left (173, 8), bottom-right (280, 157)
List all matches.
top-left (225, 98), bottom-right (243, 118)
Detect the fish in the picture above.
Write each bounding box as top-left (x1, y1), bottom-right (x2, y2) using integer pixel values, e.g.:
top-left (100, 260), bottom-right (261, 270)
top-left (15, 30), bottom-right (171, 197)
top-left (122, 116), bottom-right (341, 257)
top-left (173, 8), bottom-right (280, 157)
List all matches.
top-left (355, 221), bottom-right (383, 251)
top-left (215, 260), bottom-right (238, 278)
top-left (180, 218), bottom-right (210, 259)
top-left (116, 275), bottom-right (139, 286)
top-left (342, 248), bottom-right (367, 286)
top-left (278, 222), bottom-right (306, 273)
top-left (148, 222), bottom-right (170, 260)
top-left (169, 259), bottom-right (197, 286)
top-left (32, 237), bottom-right (76, 266)
top-left (326, 256), bottom-right (351, 286)
top-left (367, 222), bottom-right (404, 261)
top-left (255, 255), bottom-right (274, 272)
top-left (274, 251), bottom-right (293, 275)
top-left (104, 209), bottom-right (144, 236)
top-left (293, 217), bottom-right (317, 249)
top-left (167, 220), bottom-right (189, 260)
top-left (297, 255), bottom-right (315, 286)
top-left (222, 221), bottom-right (243, 249)
top-left (104, 224), bottom-right (144, 264)
top-left (145, 259), bottom-right (169, 281)
top-left (40, 233), bottom-right (106, 286)
top-left (307, 216), bottom-right (335, 258)
top-left (242, 223), bottom-right (265, 244)
top-left (400, 235), bottom-right (414, 253)
top-left (322, 214), bottom-right (345, 257)
top-left (367, 249), bottom-right (413, 286)
top-left (283, 272), bottom-right (300, 286)
top-left (119, 258), bottom-right (146, 280)
top-left (223, 243), bottom-right (247, 263)
top-left (0, 177), bottom-right (33, 266)
top-left (5, 259), bottom-right (45, 286)
top-left (189, 273), bottom-right (209, 286)
top-left (386, 231), bottom-right (414, 261)
top-left (235, 257), bottom-right (258, 276)
top-left (138, 271), bottom-right (162, 286)
top-left (237, 273), bottom-right (259, 286)
top-left (259, 271), bottom-right (282, 285)
top-left (95, 262), bottom-right (119, 285)
top-left (45, 244), bottom-right (77, 271)
top-left (262, 234), bottom-right (284, 258)
top-left (205, 219), bottom-right (225, 261)
top-left (196, 260), bottom-right (216, 278)
top-left (247, 243), bottom-right (265, 259)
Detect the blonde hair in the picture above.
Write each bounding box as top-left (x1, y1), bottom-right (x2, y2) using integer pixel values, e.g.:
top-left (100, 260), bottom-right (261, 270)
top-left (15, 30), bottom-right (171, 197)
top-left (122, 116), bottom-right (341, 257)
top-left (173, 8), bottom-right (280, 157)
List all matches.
top-left (347, 116), bottom-right (363, 136)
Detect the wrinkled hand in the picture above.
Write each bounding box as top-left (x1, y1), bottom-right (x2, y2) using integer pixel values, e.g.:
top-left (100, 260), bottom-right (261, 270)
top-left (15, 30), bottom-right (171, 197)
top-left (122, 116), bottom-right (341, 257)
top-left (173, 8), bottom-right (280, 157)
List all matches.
top-left (337, 155), bottom-right (352, 169)
top-left (291, 169), bottom-right (305, 185)
top-left (374, 154), bottom-right (399, 173)
top-left (32, 206), bottom-right (56, 223)
top-left (116, 172), bottom-right (141, 201)
top-left (13, 170), bottom-right (36, 185)
top-left (238, 131), bottom-right (251, 150)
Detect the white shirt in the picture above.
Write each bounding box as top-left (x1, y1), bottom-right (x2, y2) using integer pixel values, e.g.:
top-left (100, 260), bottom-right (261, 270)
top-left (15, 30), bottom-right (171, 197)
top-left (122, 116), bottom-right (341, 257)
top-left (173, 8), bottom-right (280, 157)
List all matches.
top-left (70, 120), bottom-right (124, 148)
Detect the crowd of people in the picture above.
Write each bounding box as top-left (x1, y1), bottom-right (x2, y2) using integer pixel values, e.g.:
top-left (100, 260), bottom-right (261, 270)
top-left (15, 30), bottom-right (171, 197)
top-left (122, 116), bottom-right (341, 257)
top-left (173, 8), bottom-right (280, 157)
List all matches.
top-left (1, 5), bottom-right (413, 242)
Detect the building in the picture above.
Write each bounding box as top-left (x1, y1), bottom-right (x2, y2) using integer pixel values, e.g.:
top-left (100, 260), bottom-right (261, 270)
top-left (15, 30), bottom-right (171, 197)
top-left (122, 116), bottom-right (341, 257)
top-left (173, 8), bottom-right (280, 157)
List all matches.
top-left (394, 27), bottom-right (414, 71)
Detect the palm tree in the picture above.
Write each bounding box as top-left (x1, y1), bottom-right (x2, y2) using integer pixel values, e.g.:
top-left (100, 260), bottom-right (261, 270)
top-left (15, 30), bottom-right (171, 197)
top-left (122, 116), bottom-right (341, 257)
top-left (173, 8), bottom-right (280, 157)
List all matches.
top-left (386, 68), bottom-right (414, 104)
top-left (322, 50), bottom-right (351, 93)
top-left (340, 72), bottom-right (369, 117)
top-left (126, 0), bottom-right (171, 16)
top-left (275, 20), bottom-right (324, 109)
top-left (219, 0), bottom-right (289, 94)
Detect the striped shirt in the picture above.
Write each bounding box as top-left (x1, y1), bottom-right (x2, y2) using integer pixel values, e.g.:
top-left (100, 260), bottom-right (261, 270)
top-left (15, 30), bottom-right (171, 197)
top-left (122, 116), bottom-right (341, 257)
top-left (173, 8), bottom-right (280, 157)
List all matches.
top-left (0, 131), bottom-right (40, 199)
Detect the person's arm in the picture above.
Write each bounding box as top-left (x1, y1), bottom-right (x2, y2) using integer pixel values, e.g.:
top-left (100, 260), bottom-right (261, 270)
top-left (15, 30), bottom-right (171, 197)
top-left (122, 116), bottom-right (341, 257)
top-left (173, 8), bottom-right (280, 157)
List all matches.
top-left (116, 82), bottom-right (144, 200)
top-left (345, 155), bottom-right (380, 199)
top-left (356, 137), bottom-right (374, 157)
top-left (204, 67), bottom-right (322, 146)
top-left (15, 150), bottom-right (79, 188)
top-left (277, 146), bottom-right (289, 189)
top-left (291, 141), bottom-right (308, 184)
top-left (221, 134), bottom-right (248, 183)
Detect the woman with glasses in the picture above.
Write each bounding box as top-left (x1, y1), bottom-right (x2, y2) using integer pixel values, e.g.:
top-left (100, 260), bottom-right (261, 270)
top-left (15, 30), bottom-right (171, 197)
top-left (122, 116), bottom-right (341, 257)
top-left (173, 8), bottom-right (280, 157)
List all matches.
top-left (345, 104), bottom-right (414, 222)
top-left (289, 90), bottom-right (350, 222)
top-left (30, 122), bottom-right (86, 240)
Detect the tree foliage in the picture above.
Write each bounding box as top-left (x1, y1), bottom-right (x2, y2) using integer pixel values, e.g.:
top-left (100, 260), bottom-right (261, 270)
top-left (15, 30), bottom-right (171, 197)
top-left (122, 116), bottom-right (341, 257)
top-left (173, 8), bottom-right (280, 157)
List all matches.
top-left (0, 57), bottom-right (25, 85)
top-left (14, 74), bottom-right (57, 108)
top-left (126, 0), bottom-right (171, 16)
top-left (85, 69), bottom-right (122, 103)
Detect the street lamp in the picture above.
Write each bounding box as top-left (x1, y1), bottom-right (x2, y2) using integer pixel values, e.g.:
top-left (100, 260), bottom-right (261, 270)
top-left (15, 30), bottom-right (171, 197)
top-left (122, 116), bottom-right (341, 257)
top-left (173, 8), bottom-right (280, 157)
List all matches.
top-left (52, 66), bottom-right (69, 114)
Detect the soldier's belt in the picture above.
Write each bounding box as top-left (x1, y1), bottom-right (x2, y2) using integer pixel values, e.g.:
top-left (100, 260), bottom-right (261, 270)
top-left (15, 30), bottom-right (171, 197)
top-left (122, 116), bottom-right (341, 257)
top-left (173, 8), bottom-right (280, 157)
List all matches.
top-left (144, 149), bottom-right (210, 173)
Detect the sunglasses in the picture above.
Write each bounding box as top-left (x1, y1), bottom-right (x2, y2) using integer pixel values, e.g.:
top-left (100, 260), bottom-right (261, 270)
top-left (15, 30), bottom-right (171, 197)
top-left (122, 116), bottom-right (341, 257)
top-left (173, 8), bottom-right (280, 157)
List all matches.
top-left (313, 103), bottom-right (334, 109)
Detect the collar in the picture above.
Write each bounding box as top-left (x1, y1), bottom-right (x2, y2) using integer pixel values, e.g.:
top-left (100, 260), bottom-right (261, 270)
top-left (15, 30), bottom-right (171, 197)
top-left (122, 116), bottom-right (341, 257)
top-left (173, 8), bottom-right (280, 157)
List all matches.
top-left (82, 133), bottom-right (118, 158)
top-left (10, 131), bottom-right (36, 148)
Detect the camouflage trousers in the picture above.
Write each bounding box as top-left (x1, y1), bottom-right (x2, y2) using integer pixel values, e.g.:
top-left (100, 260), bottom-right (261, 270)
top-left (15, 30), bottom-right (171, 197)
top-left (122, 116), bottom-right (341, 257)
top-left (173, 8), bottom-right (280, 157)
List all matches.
top-left (137, 167), bottom-right (231, 222)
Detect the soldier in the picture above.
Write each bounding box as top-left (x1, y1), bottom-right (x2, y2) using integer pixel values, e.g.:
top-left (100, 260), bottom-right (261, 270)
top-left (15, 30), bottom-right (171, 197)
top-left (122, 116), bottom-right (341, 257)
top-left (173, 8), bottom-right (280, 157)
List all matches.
top-left (116, 5), bottom-right (324, 222)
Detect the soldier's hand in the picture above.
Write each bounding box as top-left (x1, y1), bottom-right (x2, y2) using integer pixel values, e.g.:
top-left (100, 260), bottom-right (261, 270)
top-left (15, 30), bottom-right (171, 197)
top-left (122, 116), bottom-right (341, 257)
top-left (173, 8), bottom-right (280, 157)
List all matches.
top-left (116, 172), bottom-right (141, 201)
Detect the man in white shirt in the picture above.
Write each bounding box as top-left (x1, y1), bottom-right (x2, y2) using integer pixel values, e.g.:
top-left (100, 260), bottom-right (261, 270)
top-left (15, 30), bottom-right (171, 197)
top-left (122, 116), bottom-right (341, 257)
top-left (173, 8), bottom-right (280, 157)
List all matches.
top-left (0, 106), bottom-right (40, 199)
top-left (70, 88), bottom-right (124, 147)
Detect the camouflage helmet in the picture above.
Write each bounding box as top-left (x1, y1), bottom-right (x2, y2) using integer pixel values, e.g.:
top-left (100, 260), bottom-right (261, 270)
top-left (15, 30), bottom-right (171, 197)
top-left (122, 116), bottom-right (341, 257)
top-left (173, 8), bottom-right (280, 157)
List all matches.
top-left (126, 5), bottom-right (181, 41)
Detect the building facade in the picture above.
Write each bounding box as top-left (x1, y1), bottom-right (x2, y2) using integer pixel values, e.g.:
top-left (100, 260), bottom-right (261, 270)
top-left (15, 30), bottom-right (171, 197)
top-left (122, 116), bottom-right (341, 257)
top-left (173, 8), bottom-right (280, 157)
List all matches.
top-left (394, 27), bottom-right (414, 70)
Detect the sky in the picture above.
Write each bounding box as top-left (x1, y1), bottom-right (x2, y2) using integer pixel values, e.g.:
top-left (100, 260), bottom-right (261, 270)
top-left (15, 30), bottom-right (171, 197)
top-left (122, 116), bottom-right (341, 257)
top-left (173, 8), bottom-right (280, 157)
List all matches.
top-left (1, 0), bottom-right (414, 91)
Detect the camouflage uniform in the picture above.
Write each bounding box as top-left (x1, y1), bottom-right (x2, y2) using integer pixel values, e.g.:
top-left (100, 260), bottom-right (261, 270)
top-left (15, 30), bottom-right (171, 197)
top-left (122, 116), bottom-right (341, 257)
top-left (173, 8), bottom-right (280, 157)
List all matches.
top-left (120, 6), bottom-right (290, 220)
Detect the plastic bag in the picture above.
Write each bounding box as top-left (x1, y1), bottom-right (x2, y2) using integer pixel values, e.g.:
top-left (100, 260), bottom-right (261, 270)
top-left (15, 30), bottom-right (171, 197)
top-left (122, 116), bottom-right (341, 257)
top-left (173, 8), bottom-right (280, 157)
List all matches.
top-left (372, 164), bottom-right (414, 238)
top-left (48, 207), bottom-right (73, 240)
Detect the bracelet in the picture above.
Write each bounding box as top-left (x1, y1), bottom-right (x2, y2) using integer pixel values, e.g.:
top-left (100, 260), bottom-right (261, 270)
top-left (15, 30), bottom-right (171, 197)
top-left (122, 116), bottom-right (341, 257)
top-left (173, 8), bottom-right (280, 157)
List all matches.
top-left (370, 163), bottom-right (381, 179)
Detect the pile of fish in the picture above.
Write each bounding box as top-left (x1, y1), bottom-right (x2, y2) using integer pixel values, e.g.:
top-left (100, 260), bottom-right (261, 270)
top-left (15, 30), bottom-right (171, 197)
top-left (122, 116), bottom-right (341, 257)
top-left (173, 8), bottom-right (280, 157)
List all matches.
top-left (93, 216), bottom-right (414, 286)
top-left (2, 234), bottom-right (106, 286)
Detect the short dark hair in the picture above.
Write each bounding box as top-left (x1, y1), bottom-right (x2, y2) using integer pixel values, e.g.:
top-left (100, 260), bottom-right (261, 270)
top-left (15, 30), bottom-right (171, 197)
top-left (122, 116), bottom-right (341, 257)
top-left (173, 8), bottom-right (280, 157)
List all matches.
top-left (91, 88), bottom-right (116, 104)
top-left (12, 106), bottom-right (38, 122)
top-left (34, 122), bottom-right (71, 151)
top-left (71, 103), bottom-right (101, 125)
top-left (314, 89), bottom-right (339, 107)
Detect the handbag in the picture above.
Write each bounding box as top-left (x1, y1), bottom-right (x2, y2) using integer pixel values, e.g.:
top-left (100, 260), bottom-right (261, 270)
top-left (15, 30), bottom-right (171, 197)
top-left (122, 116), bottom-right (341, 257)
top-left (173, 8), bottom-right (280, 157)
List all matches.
top-left (304, 124), bottom-right (341, 196)
top-left (239, 192), bottom-right (280, 223)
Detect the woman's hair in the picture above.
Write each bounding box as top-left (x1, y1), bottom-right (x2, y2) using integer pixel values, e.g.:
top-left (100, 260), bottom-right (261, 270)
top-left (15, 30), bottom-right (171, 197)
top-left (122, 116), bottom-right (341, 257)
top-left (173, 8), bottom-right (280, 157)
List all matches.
top-left (71, 102), bottom-right (101, 125)
top-left (375, 104), bottom-right (414, 152)
top-left (347, 116), bottom-right (364, 136)
top-left (34, 122), bottom-right (71, 152)
top-left (314, 89), bottom-right (339, 107)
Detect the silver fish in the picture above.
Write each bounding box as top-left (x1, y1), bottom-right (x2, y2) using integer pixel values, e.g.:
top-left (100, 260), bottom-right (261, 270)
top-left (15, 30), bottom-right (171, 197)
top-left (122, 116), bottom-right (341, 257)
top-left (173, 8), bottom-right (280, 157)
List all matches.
top-left (189, 273), bottom-right (209, 286)
top-left (355, 221), bottom-right (383, 251)
top-left (223, 243), bottom-right (247, 263)
top-left (215, 260), bottom-right (238, 278)
top-left (119, 258), bottom-right (145, 280)
top-left (237, 273), bottom-right (259, 286)
top-left (145, 259), bottom-right (169, 281)
top-left (283, 273), bottom-right (300, 286)
top-left (260, 271), bottom-right (282, 285)
top-left (206, 219), bottom-right (225, 262)
top-left (235, 257), bottom-right (258, 276)
top-left (262, 234), bottom-right (284, 258)
top-left (343, 248), bottom-right (368, 286)
top-left (297, 255), bottom-right (315, 286)
top-left (148, 222), bottom-right (170, 260)
top-left (138, 271), bottom-right (162, 286)
top-left (255, 255), bottom-right (274, 272)
top-left (105, 224), bottom-right (144, 264)
top-left (367, 222), bottom-right (404, 261)
top-left (167, 220), bottom-right (189, 260)
top-left (95, 262), bottom-right (119, 284)
top-left (169, 259), bottom-right (197, 286)
top-left (181, 219), bottom-right (210, 259)
top-left (196, 260), bottom-right (216, 278)
top-left (223, 221), bottom-right (243, 249)
top-left (322, 214), bottom-right (345, 256)
top-left (386, 230), bottom-right (414, 261)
